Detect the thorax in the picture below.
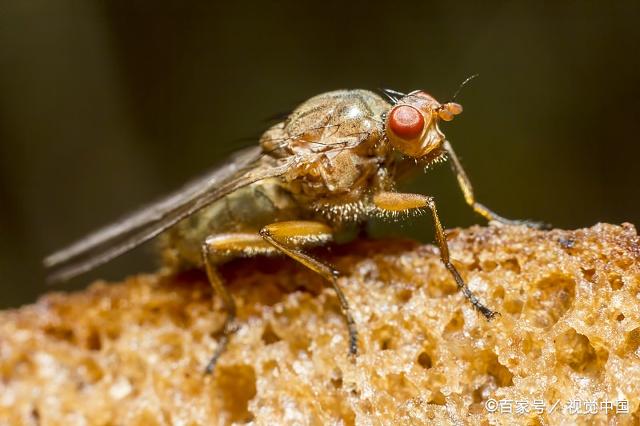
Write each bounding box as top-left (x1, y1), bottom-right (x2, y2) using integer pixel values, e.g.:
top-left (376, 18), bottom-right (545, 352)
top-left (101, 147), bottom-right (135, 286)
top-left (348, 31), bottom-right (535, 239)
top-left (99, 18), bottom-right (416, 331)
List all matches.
top-left (260, 89), bottom-right (395, 206)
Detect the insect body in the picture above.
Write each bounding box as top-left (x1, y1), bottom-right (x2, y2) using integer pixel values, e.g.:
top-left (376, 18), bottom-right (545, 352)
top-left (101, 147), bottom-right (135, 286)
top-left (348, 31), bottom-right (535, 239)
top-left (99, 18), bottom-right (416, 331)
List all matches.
top-left (45, 88), bottom-right (536, 373)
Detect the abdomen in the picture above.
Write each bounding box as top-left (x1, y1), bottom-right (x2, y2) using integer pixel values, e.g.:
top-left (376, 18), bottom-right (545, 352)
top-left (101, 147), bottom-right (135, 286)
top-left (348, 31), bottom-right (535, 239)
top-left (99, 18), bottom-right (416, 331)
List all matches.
top-left (159, 178), bottom-right (304, 268)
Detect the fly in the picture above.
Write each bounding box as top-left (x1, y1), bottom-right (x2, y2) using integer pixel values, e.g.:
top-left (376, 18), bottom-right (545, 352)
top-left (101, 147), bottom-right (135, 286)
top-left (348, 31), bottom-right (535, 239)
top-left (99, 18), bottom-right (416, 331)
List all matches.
top-left (44, 86), bottom-right (541, 373)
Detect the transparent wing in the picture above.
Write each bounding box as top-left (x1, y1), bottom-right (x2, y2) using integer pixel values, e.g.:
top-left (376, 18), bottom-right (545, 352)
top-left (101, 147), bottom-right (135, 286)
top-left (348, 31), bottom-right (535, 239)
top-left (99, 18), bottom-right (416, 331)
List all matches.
top-left (44, 146), bottom-right (295, 283)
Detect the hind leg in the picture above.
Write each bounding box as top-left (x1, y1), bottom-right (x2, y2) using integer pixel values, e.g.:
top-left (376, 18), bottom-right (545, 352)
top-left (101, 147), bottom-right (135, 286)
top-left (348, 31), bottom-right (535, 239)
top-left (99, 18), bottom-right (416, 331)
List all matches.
top-left (201, 222), bottom-right (344, 374)
top-left (201, 233), bottom-right (276, 374)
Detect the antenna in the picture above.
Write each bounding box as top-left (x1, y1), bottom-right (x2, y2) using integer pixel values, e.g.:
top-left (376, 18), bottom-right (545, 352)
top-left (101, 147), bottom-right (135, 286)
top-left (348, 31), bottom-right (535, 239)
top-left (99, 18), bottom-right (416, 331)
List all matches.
top-left (450, 74), bottom-right (479, 103)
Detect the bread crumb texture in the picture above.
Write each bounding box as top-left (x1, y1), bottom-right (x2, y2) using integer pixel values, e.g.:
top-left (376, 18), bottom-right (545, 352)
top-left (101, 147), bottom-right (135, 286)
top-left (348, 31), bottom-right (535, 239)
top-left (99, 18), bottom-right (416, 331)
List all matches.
top-left (1, 224), bottom-right (639, 425)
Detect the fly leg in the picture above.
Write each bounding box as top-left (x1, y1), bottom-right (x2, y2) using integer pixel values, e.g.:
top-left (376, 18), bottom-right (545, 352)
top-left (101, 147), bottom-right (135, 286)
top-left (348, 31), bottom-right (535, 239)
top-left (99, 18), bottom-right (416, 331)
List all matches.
top-left (201, 233), bottom-right (277, 374)
top-left (259, 221), bottom-right (358, 357)
top-left (443, 140), bottom-right (547, 229)
top-left (374, 192), bottom-right (497, 320)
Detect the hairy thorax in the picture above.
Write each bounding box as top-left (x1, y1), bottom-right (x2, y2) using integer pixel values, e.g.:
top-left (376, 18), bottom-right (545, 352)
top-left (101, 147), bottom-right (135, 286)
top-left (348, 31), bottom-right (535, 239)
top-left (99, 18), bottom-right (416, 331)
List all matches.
top-left (260, 90), bottom-right (395, 218)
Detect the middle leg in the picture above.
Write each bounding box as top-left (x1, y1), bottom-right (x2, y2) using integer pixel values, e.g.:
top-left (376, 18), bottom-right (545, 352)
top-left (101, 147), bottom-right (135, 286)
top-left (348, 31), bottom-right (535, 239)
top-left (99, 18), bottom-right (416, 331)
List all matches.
top-left (259, 221), bottom-right (358, 356)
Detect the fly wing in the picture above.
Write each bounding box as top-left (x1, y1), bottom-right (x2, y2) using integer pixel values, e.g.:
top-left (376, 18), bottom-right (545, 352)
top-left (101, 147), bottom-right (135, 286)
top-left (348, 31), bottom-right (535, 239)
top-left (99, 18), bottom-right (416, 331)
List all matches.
top-left (44, 146), bottom-right (295, 283)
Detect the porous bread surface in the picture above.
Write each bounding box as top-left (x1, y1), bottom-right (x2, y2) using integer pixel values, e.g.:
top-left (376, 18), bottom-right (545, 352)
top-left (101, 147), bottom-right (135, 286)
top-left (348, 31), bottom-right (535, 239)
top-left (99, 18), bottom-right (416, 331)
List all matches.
top-left (0, 224), bottom-right (639, 425)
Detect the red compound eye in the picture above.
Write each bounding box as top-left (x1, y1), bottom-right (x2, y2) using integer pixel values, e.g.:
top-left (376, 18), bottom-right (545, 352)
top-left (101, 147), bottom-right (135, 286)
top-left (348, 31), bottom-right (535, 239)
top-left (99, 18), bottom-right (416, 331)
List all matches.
top-left (388, 105), bottom-right (425, 140)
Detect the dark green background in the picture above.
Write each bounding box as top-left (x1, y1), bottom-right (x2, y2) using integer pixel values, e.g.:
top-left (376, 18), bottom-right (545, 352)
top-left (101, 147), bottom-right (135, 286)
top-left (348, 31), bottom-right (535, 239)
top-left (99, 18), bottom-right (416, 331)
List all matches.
top-left (1, 2), bottom-right (638, 308)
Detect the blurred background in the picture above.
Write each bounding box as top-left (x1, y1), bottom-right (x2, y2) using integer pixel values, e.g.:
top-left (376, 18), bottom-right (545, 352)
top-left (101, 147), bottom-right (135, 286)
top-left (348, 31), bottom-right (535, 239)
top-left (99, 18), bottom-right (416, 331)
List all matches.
top-left (1, 1), bottom-right (638, 308)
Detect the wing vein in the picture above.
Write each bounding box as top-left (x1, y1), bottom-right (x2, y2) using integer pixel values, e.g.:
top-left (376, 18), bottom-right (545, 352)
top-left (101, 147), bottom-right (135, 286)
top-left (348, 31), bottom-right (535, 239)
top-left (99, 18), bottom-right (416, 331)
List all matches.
top-left (43, 146), bottom-right (297, 283)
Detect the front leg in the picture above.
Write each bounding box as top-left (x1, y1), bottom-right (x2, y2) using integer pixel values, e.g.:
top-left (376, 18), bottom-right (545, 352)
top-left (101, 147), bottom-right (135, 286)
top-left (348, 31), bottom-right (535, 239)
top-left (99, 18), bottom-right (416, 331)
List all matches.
top-left (373, 192), bottom-right (498, 320)
top-left (443, 140), bottom-right (547, 228)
